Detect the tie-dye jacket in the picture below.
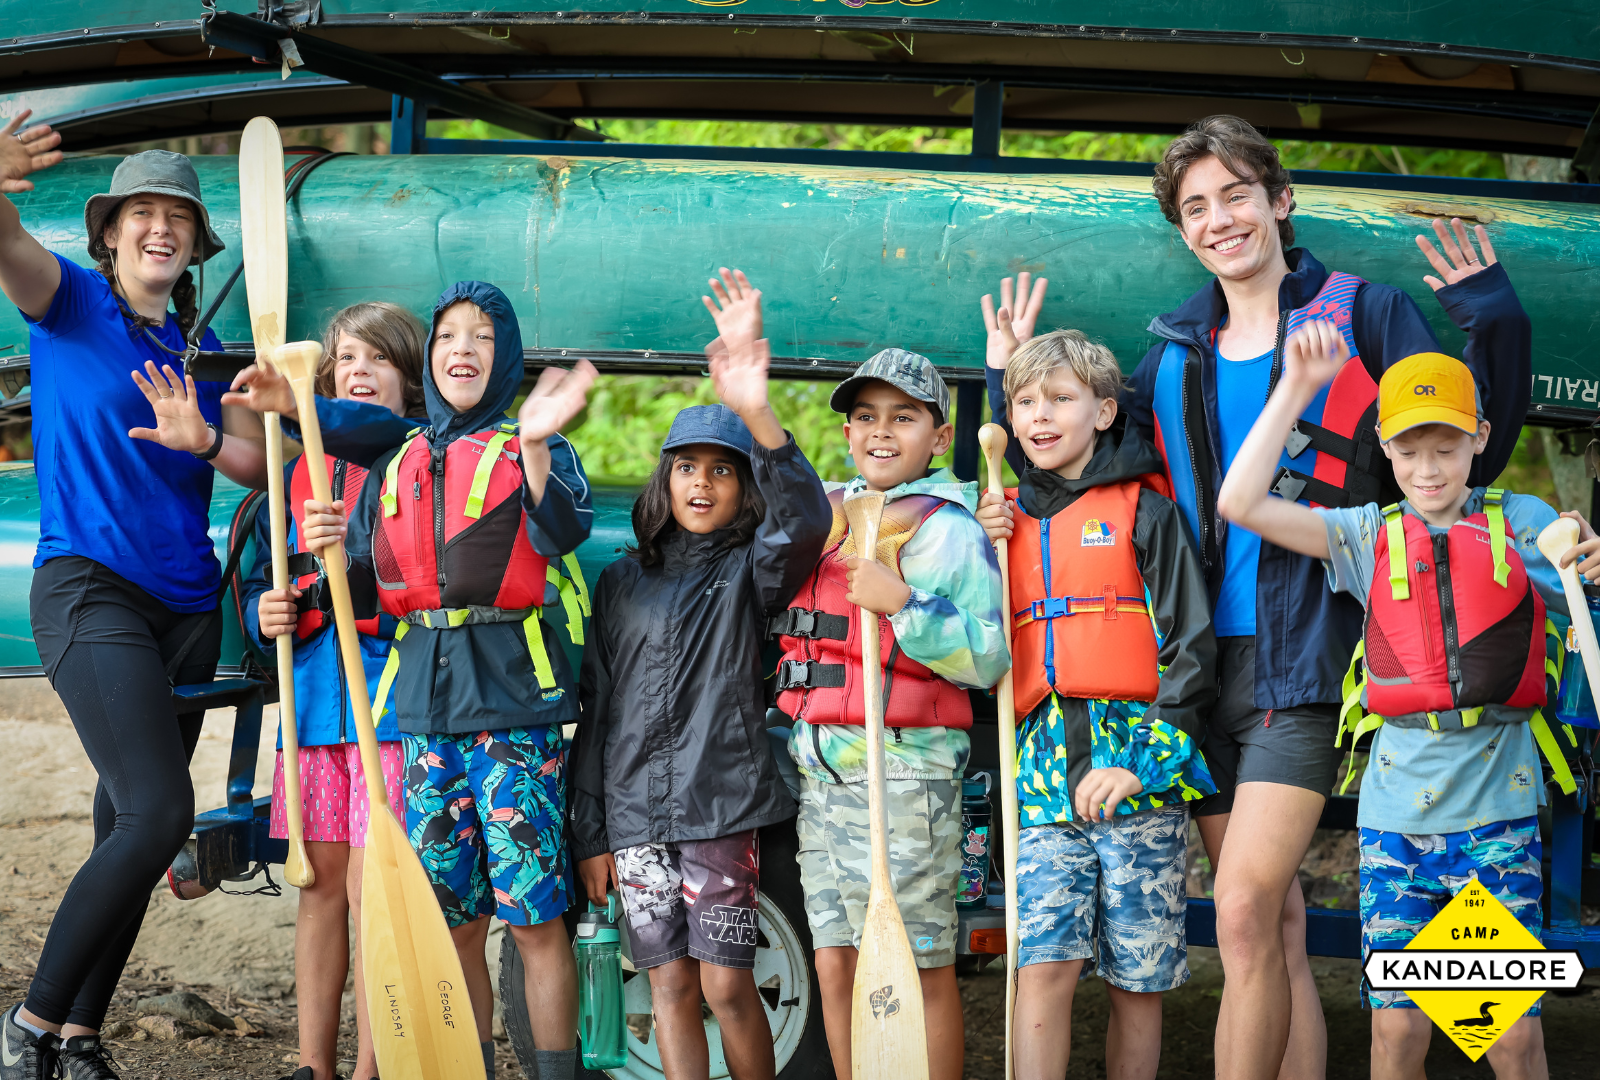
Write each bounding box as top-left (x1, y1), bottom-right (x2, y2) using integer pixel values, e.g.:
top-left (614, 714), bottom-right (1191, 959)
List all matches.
top-left (789, 469), bottom-right (1009, 783)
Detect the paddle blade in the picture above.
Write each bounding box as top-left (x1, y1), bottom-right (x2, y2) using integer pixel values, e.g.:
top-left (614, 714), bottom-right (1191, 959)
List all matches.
top-left (361, 807), bottom-right (486, 1080)
top-left (239, 117), bottom-right (287, 358)
top-left (851, 894), bottom-right (929, 1080)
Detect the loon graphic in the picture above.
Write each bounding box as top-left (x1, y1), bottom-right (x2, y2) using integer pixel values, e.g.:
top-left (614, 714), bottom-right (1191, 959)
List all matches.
top-left (1453, 1001), bottom-right (1499, 1028)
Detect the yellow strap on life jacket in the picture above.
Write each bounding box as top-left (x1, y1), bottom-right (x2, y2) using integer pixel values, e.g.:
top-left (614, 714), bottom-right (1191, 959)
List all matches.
top-left (523, 608), bottom-right (556, 689)
top-left (1338, 640), bottom-right (1366, 746)
top-left (464, 428), bottom-right (518, 520)
top-left (1383, 504), bottom-right (1410, 601)
top-left (547, 565), bottom-right (586, 646)
top-left (1484, 488), bottom-right (1511, 587)
top-left (1529, 710), bottom-right (1578, 795)
top-left (380, 430), bottom-right (427, 518)
top-left (562, 552), bottom-right (591, 616)
top-left (371, 620), bottom-right (408, 722)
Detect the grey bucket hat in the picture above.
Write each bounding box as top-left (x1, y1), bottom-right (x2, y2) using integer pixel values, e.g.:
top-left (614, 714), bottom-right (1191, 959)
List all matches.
top-left (83, 150), bottom-right (225, 265)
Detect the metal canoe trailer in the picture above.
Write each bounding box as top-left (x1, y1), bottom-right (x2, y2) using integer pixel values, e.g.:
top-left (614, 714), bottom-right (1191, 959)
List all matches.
top-left (0, 3), bottom-right (1595, 1064)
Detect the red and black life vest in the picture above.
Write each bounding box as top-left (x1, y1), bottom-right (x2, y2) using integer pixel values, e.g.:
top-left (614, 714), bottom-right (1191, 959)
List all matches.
top-left (772, 488), bottom-right (972, 730)
top-left (1340, 491), bottom-right (1576, 794)
top-left (1008, 479), bottom-right (1163, 716)
top-left (288, 453), bottom-right (380, 640)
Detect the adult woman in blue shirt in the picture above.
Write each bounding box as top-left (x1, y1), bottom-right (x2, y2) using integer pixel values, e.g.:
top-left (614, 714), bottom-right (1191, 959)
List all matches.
top-left (0, 113), bottom-right (269, 1080)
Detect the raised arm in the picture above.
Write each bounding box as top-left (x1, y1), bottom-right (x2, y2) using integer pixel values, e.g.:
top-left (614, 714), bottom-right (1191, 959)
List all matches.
top-left (979, 272), bottom-right (1045, 478)
top-left (1213, 320), bottom-right (1344, 560)
top-left (0, 112), bottom-right (64, 320)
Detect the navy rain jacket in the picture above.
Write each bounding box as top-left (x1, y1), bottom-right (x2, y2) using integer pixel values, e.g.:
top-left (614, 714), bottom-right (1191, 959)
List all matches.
top-left (296, 280), bottom-right (594, 734)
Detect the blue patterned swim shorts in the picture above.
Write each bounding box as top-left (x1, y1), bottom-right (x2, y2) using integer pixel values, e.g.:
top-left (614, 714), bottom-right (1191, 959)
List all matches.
top-left (1015, 803), bottom-right (1190, 992)
top-left (1359, 817), bottom-right (1542, 1012)
top-left (403, 725), bottom-right (570, 928)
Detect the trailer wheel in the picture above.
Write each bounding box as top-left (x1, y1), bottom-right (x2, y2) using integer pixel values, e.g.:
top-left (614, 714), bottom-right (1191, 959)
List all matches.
top-left (500, 823), bottom-right (832, 1080)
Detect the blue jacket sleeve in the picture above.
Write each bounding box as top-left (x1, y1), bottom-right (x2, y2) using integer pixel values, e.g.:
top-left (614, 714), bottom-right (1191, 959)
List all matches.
top-left (1119, 341), bottom-right (1164, 450)
top-left (522, 432), bottom-right (593, 558)
top-left (1434, 264), bottom-right (1530, 487)
top-left (283, 397), bottom-right (419, 470)
top-left (239, 491), bottom-right (276, 648)
top-left (983, 366), bottom-right (1029, 478)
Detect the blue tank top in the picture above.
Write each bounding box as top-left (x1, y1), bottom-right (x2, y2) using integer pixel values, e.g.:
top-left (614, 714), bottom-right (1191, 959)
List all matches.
top-left (26, 255), bottom-right (227, 612)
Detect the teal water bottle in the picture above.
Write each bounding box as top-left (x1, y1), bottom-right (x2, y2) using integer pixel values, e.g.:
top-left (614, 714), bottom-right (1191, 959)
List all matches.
top-left (956, 773), bottom-right (993, 910)
top-left (575, 896), bottom-right (628, 1071)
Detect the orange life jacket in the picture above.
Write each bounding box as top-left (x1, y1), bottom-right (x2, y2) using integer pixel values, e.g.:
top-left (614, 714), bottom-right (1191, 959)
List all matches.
top-left (288, 453), bottom-right (380, 640)
top-left (1009, 479), bottom-right (1161, 716)
top-left (772, 489), bottom-right (973, 730)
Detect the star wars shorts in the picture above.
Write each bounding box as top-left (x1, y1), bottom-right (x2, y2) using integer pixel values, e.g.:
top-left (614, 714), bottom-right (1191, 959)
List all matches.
top-left (402, 726), bottom-right (570, 928)
top-left (796, 775), bottom-right (961, 969)
top-left (1015, 804), bottom-right (1191, 992)
top-left (1359, 819), bottom-right (1543, 1012)
top-left (614, 830), bottom-right (760, 970)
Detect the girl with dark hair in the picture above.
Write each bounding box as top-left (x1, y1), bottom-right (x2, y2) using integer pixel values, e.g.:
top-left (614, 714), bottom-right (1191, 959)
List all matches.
top-left (568, 271), bottom-right (829, 1080)
top-left (0, 115), bottom-right (268, 1080)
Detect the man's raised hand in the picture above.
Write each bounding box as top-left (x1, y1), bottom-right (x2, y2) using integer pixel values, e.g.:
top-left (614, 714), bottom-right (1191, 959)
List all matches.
top-left (1416, 217), bottom-right (1498, 292)
top-left (980, 271), bottom-right (1049, 369)
top-left (0, 111), bottom-right (63, 194)
top-left (518, 359), bottom-right (598, 444)
top-left (701, 267), bottom-right (764, 359)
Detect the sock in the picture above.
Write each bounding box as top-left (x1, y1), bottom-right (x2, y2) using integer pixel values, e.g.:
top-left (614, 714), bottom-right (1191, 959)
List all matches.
top-left (482, 1038), bottom-right (495, 1079)
top-left (10, 1010), bottom-right (49, 1041)
top-left (535, 1047), bottom-right (577, 1080)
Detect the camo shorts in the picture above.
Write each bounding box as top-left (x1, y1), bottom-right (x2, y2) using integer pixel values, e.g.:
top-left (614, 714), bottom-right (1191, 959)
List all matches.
top-left (1359, 819), bottom-right (1542, 1012)
top-left (796, 775), bottom-right (961, 968)
top-left (613, 830), bottom-right (760, 969)
top-left (1015, 804), bottom-right (1191, 992)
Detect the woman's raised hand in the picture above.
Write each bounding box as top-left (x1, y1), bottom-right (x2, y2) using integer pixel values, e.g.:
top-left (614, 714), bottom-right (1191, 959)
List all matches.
top-left (1416, 217), bottom-right (1498, 292)
top-left (0, 111), bottom-right (63, 194)
top-left (221, 362), bottom-right (298, 417)
top-left (518, 359), bottom-right (598, 444)
top-left (701, 268), bottom-right (764, 360)
top-left (129, 361), bottom-right (213, 452)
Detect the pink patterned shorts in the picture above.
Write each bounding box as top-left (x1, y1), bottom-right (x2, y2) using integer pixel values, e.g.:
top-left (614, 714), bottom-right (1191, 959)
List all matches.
top-left (269, 741), bottom-right (406, 848)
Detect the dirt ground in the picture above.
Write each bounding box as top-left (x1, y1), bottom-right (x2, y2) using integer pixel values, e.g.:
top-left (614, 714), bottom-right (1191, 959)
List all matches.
top-left (2, 679), bottom-right (1597, 1079)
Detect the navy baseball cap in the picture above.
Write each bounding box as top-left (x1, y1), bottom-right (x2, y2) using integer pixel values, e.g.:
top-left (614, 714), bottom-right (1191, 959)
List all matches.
top-left (662, 404), bottom-right (755, 459)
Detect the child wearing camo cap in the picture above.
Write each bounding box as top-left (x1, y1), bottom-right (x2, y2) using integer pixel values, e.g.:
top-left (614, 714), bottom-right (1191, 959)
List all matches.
top-left (754, 336), bottom-right (1009, 1080)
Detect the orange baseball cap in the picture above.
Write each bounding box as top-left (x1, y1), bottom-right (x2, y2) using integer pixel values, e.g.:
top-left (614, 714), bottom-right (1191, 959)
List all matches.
top-left (1377, 352), bottom-right (1482, 442)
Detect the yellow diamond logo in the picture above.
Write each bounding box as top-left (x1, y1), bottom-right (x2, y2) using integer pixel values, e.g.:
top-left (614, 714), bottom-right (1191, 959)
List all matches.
top-left (1362, 876), bottom-right (1584, 1060)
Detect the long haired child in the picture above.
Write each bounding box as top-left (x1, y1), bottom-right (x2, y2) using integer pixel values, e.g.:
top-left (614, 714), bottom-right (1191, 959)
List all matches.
top-left (243, 302), bottom-right (426, 1080)
top-left (568, 273), bottom-right (830, 1080)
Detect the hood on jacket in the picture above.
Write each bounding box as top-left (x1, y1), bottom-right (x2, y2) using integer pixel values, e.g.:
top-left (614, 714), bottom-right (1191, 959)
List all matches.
top-left (1147, 247), bottom-right (1331, 349)
top-left (425, 280), bottom-right (526, 446)
top-left (840, 466), bottom-right (978, 514)
top-left (1017, 413), bottom-right (1163, 519)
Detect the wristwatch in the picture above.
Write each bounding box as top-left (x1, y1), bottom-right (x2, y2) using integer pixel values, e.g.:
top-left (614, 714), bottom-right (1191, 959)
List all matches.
top-left (192, 422), bottom-right (224, 461)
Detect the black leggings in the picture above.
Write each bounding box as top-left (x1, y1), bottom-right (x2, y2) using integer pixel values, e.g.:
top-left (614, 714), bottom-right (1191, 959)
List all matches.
top-left (24, 556), bottom-right (220, 1028)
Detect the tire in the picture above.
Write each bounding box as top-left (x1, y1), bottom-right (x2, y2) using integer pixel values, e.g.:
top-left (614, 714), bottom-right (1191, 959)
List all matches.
top-left (500, 822), bottom-right (833, 1080)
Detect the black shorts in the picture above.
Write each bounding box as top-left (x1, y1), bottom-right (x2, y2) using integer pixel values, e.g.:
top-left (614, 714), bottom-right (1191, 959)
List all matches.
top-left (613, 830), bottom-right (760, 970)
top-left (1193, 637), bottom-right (1341, 817)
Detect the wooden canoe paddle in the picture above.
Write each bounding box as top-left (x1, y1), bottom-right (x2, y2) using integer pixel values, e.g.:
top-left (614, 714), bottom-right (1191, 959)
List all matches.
top-left (274, 340), bottom-right (487, 1080)
top-left (978, 424), bottom-right (1020, 1080)
top-left (843, 487), bottom-right (931, 1080)
top-left (239, 116), bottom-right (312, 890)
top-left (1537, 516), bottom-right (1600, 694)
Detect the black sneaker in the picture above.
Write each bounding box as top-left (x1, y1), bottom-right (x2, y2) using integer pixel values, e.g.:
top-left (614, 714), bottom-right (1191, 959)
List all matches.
top-left (274, 1068), bottom-right (314, 1080)
top-left (0, 1005), bottom-right (58, 1080)
top-left (57, 1035), bottom-right (119, 1080)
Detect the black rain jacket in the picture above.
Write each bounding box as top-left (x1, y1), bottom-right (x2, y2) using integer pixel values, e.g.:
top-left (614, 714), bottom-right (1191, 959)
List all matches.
top-left (568, 436), bottom-right (831, 860)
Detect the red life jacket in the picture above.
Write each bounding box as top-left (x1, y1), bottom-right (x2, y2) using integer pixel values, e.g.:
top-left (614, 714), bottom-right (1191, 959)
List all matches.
top-left (1008, 479), bottom-right (1162, 716)
top-left (371, 423), bottom-right (550, 617)
top-left (772, 488), bottom-right (973, 730)
top-left (288, 453), bottom-right (379, 640)
top-left (1358, 492), bottom-right (1546, 723)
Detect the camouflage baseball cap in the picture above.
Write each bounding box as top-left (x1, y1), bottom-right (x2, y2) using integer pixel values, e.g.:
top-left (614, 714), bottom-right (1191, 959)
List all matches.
top-left (828, 348), bottom-right (950, 422)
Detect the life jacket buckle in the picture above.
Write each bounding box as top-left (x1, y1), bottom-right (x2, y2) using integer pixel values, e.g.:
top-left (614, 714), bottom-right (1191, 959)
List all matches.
top-left (1269, 467), bottom-right (1307, 503)
top-left (776, 659), bottom-right (846, 691)
top-left (1284, 422), bottom-right (1312, 459)
top-left (1031, 597), bottom-right (1070, 620)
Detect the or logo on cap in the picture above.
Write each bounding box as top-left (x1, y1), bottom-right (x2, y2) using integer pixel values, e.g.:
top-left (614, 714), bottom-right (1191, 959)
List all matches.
top-left (1415, 385), bottom-right (1437, 397)
top-left (1081, 519), bottom-right (1116, 547)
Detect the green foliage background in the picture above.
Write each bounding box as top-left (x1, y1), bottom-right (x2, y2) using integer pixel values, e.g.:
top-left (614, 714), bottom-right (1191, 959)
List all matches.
top-left (449, 117), bottom-right (1554, 489)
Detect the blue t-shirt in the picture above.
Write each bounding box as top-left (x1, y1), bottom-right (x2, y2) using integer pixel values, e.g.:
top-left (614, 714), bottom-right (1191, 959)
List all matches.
top-left (27, 254), bottom-right (227, 611)
top-left (1213, 348), bottom-right (1273, 637)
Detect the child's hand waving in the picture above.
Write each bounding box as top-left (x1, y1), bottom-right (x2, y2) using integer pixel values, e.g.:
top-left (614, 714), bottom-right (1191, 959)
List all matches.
top-left (518, 360), bottom-right (598, 444)
top-left (1282, 318), bottom-right (1349, 392)
top-left (980, 271), bottom-right (1049, 369)
top-left (702, 267), bottom-right (764, 360)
